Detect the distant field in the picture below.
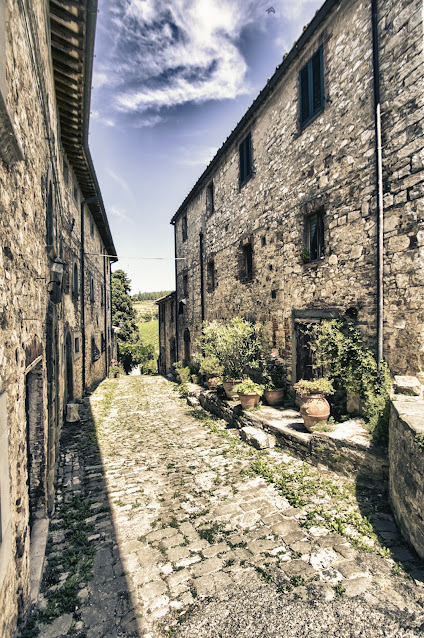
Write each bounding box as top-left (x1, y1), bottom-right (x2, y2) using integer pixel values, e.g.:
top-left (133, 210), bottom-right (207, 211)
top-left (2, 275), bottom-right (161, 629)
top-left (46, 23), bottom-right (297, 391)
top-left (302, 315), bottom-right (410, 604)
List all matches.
top-left (138, 316), bottom-right (159, 357)
top-left (134, 300), bottom-right (158, 323)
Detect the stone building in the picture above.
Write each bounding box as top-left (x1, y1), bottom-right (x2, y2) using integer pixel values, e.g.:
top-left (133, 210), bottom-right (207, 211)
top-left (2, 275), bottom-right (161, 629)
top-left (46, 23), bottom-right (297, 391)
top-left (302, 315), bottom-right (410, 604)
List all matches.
top-left (0, 1), bottom-right (116, 635)
top-left (159, 0), bottom-right (424, 383)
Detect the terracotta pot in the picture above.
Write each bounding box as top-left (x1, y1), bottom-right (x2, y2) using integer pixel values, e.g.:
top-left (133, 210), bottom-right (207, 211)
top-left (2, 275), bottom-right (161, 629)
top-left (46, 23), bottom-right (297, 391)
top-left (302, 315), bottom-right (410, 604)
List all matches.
top-left (206, 377), bottom-right (220, 390)
top-left (264, 388), bottom-right (285, 406)
top-left (238, 393), bottom-right (260, 409)
top-left (222, 379), bottom-right (244, 399)
top-left (299, 392), bottom-right (330, 431)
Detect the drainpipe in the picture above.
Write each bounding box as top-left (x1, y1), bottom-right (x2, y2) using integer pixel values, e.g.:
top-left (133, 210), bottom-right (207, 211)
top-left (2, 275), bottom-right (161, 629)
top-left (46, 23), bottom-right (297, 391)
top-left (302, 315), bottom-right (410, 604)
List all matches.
top-left (173, 222), bottom-right (179, 362)
top-left (371, 0), bottom-right (384, 370)
top-left (199, 232), bottom-right (205, 322)
top-left (80, 195), bottom-right (98, 393)
top-left (103, 254), bottom-right (108, 377)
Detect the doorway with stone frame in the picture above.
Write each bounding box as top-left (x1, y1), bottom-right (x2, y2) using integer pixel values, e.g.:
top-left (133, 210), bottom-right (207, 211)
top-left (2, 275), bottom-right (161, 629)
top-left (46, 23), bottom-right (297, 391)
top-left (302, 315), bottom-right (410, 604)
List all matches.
top-left (292, 309), bottom-right (338, 382)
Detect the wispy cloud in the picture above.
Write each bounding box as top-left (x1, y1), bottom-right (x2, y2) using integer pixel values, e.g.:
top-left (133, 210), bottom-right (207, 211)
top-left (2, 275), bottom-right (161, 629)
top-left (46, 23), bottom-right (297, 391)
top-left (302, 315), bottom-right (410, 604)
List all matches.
top-left (107, 169), bottom-right (135, 200)
top-left (177, 144), bottom-right (219, 167)
top-left (93, 0), bottom-right (323, 127)
top-left (109, 205), bottom-right (132, 222)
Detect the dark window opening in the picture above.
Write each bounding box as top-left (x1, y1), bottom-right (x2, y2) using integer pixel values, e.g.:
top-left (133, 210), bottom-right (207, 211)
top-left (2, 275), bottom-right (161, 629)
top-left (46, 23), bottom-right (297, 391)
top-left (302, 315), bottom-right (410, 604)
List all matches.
top-left (182, 215), bottom-right (188, 242)
top-left (72, 263), bottom-right (79, 296)
top-left (178, 301), bottom-right (185, 315)
top-left (74, 337), bottom-right (80, 354)
top-left (90, 217), bottom-right (94, 237)
top-left (101, 332), bottom-right (106, 353)
top-left (261, 236), bottom-right (266, 246)
top-left (207, 182), bottom-right (214, 215)
top-left (239, 132), bottom-right (252, 185)
top-left (207, 260), bottom-right (215, 292)
top-left (241, 242), bottom-right (253, 282)
top-left (170, 302), bottom-right (174, 323)
top-left (299, 46), bottom-right (324, 127)
top-left (271, 289), bottom-right (277, 299)
top-left (90, 277), bottom-right (95, 302)
top-left (305, 210), bottom-right (324, 262)
top-left (73, 183), bottom-right (78, 204)
top-left (100, 284), bottom-right (104, 307)
top-left (91, 336), bottom-right (100, 364)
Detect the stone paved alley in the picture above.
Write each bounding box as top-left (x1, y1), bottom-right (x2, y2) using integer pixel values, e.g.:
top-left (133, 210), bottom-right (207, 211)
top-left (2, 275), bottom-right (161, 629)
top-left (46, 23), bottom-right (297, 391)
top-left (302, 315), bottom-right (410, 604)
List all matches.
top-left (29, 375), bottom-right (424, 638)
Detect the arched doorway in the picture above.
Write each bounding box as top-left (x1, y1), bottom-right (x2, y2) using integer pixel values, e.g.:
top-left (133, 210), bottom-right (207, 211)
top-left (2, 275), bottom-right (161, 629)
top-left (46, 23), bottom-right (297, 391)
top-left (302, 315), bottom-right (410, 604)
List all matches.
top-left (183, 328), bottom-right (191, 365)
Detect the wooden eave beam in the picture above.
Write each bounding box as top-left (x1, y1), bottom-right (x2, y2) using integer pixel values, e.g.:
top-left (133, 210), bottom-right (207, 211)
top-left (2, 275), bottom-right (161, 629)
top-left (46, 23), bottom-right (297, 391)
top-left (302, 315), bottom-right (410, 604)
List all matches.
top-left (53, 68), bottom-right (80, 89)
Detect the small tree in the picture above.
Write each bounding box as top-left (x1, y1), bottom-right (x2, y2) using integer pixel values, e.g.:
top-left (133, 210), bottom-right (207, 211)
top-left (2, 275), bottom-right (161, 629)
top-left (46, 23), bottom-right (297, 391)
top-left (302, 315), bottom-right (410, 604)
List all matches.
top-left (112, 269), bottom-right (154, 374)
top-left (199, 318), bottom-right (263, 380)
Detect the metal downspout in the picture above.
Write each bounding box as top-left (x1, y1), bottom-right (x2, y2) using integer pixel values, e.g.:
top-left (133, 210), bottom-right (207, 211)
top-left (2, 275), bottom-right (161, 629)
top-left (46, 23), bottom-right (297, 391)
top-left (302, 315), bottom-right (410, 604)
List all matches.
top-left (199, 232), bottom-right (205, 322)
top-left (173, 223), bottom-right (179, 362)
top-left (371, 0), bottom-right (384, 370)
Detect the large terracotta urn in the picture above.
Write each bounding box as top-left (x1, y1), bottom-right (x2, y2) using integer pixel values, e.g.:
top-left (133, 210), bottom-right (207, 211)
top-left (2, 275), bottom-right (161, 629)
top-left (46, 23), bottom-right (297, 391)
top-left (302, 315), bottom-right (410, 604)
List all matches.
top-left (223, 379), bottom-right (244, 399)
top-left (299, 392), bottom-right (330, 431)
top-left (264, 388), bottom-right (285, 406)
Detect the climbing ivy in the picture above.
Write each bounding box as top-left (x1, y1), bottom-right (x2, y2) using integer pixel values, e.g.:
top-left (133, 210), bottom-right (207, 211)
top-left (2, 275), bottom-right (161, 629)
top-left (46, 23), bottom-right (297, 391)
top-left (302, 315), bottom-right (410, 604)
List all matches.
top-left (311, 319), bottom-right (392, 445)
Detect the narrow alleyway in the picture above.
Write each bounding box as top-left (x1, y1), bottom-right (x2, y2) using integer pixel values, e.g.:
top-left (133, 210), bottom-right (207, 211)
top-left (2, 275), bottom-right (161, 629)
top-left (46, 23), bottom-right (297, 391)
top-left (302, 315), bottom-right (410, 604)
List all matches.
top-left (32, 375), bottom-right (424, 638)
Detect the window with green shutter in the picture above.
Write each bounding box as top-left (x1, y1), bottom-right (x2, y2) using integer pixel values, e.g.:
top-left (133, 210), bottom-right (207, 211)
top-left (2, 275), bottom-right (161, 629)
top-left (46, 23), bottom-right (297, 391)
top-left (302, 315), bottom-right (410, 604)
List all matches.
top-left (239, 132), bottom-right (252, 185)
top-left (299, 46), bottom-right (324, 127)
top-left (305, 210), bottom-right (324, 262)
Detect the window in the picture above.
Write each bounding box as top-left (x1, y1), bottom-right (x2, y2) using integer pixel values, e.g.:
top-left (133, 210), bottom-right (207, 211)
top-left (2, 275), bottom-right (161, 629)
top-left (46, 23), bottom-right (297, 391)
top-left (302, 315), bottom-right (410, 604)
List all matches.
top-left (299, 46), bottom-right (324, 127)
top-left (90, 217), bottom-right (94, 237)
top-left (91, 336), bottom-right (100, 363)
top-left (101, 332), bottom-right (105, 353)
top-left (182, 215), bottom-right (187, 242)
top-left (207, 260), bottom-right (215, 292)
top-left (90, 277), bottom-right (95, 302)
top-left (178, 300), bottom-right (185, 315)
top-left (206, 182), bottom-right (214, 216)
top-left (100, 284), bottom-right (104, 307)
top-left (241, 242), bottom-right (253, 282)
top-left (74, 337), bottom-right (80, 354)
top-left (305, 210), bottom-right (324, 262)
top-left (72, 263), bottom-right (79, 296)
top-left (239, 132), bottom-right (252, 185)
top-left (73, 183), bottom-right (79, 205)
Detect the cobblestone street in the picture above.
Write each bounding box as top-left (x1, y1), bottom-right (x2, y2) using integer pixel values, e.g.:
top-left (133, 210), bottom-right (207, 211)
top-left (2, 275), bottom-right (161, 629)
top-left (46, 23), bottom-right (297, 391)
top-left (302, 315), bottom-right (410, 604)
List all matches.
top-left (33, 375), bottom-right (424, 638)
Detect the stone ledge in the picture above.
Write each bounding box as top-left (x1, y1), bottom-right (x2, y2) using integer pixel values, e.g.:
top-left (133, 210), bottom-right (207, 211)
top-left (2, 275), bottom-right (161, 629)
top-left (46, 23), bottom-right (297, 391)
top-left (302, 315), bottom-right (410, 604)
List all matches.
top-left (187, 385), bottom-right (388, 484)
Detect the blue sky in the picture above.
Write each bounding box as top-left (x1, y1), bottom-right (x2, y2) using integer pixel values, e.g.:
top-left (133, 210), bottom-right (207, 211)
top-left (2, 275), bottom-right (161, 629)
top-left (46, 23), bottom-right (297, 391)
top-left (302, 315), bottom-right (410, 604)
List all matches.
top-left (90, 0), bottom-right (324, 294)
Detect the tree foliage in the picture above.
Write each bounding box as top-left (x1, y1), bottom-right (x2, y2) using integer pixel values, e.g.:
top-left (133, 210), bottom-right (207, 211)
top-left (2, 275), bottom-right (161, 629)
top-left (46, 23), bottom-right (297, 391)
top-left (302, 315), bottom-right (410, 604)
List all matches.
top-left (132, 290), bottom-right (173, 301)
top-left (112, 270), bottom-right (154, 374)
top-left (312, 319), bottom-right (392, 445)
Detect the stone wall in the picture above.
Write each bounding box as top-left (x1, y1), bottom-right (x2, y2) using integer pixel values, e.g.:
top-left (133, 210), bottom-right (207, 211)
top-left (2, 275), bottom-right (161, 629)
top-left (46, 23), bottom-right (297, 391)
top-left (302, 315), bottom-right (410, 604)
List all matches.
top-left (389, 397), bottom-right (424, 559)
top-left (0, 1), bottom-right (115, 634)
top-left (172, 0), bottom-right (424, 384)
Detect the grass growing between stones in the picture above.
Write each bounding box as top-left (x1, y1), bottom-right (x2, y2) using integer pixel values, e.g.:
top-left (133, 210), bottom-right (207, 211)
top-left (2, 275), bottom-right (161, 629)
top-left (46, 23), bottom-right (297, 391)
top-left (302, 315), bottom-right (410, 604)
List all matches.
top-left (187, 403), bottom-right (406, 567)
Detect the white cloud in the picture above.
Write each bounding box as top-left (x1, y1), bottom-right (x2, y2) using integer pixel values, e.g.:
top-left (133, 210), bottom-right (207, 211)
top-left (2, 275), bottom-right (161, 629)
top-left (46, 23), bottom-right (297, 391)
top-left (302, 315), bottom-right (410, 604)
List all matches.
top-left (95, 0), bottom-right (324, 124)
top-left (107, 169), bottom-right (135, 199)
top-left (177, 144), bottom-right (219, 167)
top-left (109, 205), bottom-right (131, 221)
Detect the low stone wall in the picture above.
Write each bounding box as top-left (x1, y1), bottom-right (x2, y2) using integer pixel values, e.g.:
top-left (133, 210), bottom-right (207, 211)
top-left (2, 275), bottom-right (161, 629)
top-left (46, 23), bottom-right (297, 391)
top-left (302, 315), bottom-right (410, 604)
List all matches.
top-left (389, 397), bottom-right (424, 560)
top-left (187, 386), bottom-right (389, 484)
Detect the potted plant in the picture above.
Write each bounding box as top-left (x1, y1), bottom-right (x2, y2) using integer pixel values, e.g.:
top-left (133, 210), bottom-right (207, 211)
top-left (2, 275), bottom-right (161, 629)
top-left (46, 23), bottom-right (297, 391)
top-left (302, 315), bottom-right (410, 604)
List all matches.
top-left (199, 318), bottom-right (263, 399)
top-left (293, 378), bottom-right (334, 432)
top-left (234, 379), bottom-right (264, 409)
top-left (193, 353), bottom-right (224, 390)
top-left (261, 351), bottom-right (287, 406)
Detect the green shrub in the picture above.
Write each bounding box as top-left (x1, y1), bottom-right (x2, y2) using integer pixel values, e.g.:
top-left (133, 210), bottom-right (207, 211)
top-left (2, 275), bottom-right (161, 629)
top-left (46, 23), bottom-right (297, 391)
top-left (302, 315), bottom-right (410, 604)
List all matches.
top-left (312, 319), bottom-right (392, 445)
top-left (199, 318), bottom-right (263, 380)
top-left (233, 379), bottom-right (264, 396)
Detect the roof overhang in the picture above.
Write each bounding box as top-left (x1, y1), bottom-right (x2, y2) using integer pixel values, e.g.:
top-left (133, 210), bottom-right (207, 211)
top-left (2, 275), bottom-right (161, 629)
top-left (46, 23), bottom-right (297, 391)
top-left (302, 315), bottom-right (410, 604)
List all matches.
top-left (50, 0), bottom-right (117, 260)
